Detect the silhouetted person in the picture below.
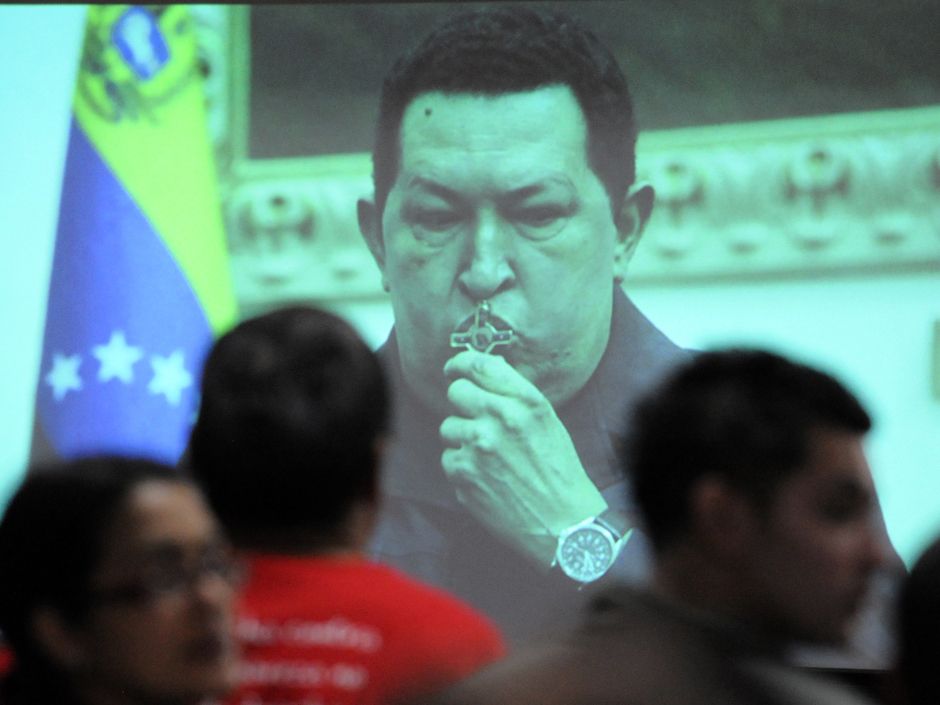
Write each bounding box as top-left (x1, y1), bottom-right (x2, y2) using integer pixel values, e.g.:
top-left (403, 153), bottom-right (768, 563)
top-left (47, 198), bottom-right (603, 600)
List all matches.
top-left (188, 305), bottom-right (505, 705)
top-left (896, 535), bottom-right (940, 705)
top-left (429, 349), bottom-right (888, 705)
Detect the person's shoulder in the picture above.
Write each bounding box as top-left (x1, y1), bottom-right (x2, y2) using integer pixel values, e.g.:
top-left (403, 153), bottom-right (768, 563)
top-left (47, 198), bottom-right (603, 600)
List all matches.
top-left (604, 290), bottom-right (691, 393)
top-left (376, 563), bottom-right (503, 637)
top-left (362, 564), bottom-right (506, 701)
top-left (424, 641), bottom-right (579, 705)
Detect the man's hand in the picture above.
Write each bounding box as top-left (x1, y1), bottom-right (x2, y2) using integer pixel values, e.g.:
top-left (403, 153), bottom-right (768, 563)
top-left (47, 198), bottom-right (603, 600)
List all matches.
top-left (440, 350), bottom-right (607, 566)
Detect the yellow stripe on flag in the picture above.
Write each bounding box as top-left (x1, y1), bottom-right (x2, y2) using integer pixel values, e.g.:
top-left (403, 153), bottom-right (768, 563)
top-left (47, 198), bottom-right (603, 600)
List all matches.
top-left (71, 5), bottom-right (236, 334)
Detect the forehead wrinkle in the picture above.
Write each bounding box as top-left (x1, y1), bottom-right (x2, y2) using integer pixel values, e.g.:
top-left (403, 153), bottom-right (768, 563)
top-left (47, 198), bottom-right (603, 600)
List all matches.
top-left (403, 172), bottom-right (577, 203)
top-left (398, 87), bottom-right (592, 189)
top-left (404, 175), bottom-right (462, 202)
top-left (501, 176), bottom-right (577, 202)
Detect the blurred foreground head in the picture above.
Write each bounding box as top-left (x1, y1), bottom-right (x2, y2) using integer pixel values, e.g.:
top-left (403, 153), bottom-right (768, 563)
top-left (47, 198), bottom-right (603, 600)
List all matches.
top-left (0, 456), bottom-right (238, 705)
top-left (190, 305), bottom-right (389, 550)
top-left (897, 535), bottom-right (940, 705)
top-left (626, 348), bottom-right (887, 645)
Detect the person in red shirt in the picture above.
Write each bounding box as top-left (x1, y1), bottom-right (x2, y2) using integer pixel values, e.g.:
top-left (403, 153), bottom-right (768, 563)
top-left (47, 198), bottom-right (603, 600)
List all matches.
top-left (187, 305), bottom-right (506, 705)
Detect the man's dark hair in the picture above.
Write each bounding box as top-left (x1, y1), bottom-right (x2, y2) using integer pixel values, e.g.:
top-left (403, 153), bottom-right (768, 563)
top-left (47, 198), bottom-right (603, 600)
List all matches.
top-left (371, 6), bottom-right (637, 220)
top-left (189, 306), bottom-right (389, 545)
top-left (625, 349), bottom-right (872, 552)
top-left (0, 457), bottom-right (180, 665)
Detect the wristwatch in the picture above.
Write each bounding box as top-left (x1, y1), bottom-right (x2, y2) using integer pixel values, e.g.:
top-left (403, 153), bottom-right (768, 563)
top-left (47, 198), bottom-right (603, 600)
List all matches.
top-left (554, 509), bottom-right (631, 584)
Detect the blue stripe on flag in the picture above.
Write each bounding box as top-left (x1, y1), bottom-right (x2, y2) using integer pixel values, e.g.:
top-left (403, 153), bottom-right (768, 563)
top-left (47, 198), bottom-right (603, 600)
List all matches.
top-left (37, 118), bottom-right (212, 463)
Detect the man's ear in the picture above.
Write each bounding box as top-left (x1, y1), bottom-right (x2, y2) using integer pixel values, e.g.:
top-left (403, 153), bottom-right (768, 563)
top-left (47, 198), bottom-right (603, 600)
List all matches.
top-left (32, 607), bottom-right (89, 671)
top-left (689, 476), bottom-right (757, 562)
top-left (357, 197), bottom-right (389, 292)
top-left (613, 182), bottom-right (654, 283)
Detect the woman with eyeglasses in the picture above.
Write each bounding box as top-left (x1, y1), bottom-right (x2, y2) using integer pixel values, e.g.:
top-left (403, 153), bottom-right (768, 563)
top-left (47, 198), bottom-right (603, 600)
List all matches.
top-left (0, 456), bottom-right (240, 705)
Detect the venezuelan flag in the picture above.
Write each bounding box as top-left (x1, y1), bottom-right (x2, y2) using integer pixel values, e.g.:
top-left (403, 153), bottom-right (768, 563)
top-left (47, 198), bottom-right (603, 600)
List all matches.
top-left (33, 5), bottom-right (238, 464)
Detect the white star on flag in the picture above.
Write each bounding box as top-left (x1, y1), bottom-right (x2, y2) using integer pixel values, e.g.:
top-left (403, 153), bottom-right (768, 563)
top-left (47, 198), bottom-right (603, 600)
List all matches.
top-left (93, 330), bottom-right (143, 383)
top-left (45, 353), bottom-right (83, 401)
top-left (148, 350), bottom-right (193, 406)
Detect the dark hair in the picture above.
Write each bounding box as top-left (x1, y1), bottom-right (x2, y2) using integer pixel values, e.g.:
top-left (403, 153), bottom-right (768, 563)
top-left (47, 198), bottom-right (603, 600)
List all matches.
top-left (897, 536), bottom-right (940, 705)
top-left (0, 456), bottom-right (180, 665)
top-left (371, 6), bottom-right (637, 220)
top-left (625, 349), bottom-right (872, 552)
top-left (189, 306), bottom-right (389, 543)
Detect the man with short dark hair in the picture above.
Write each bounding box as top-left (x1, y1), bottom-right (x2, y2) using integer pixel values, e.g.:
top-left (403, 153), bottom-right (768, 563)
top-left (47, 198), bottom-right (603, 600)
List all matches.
top-left (189, 306), bottom-right (505, 705)
top-left (428, 349), bottom-right (888, 705)
top-left (358, 4), bottom-right (688, 645)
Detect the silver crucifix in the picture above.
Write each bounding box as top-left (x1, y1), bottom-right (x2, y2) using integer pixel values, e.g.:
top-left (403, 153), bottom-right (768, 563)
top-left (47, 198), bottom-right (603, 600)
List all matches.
top-left (449, 300), bottom-right (516, 354)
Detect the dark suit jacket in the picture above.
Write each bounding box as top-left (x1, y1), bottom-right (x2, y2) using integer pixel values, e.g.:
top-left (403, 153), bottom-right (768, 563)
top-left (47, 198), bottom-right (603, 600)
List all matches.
top-left (369, 288), bottom-right (690, 645)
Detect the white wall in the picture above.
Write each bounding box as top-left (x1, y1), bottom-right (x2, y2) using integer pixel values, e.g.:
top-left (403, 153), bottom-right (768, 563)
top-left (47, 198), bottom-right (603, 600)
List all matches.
top-left (0, 5), bottom-right (87, 506)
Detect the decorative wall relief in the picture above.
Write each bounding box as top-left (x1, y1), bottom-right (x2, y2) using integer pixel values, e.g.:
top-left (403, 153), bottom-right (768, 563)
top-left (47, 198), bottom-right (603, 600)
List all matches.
top-left (193, 8), bottom-right (940, 309)
top-left (644, 158), bottom-right (706, 259)
top-left (221, 157), bottom-right (378, 312)
top-left (630, 110), bottom-right (940, 283)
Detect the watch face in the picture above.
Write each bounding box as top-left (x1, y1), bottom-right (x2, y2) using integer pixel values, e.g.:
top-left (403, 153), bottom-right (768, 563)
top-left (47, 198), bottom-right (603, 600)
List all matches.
top-left (558, 526), bottom-right (614, 583)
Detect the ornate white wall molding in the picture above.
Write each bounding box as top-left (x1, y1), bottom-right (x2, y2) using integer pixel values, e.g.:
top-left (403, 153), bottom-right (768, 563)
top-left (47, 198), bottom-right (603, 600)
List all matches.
top-left (632, 108), bottom-right (940, 283)
top-left (194, 8), bottom-right (940, 310)
top-left (223, 156), bottom-right (376, 308)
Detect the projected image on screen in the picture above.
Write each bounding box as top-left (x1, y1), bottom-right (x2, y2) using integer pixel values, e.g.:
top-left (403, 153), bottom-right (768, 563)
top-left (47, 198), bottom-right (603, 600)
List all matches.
top-left (345, 5), bottom-right (694, 647)
top-left (238, 1), bottom-right (938, 673)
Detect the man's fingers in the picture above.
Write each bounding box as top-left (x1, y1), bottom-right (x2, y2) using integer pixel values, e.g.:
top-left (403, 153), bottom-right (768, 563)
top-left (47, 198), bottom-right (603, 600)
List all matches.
top-left (441, 445), bottom-right (478, 486)
top-left (440, 416), bottom-right (498, 454)
top-left (445, 350), bottom-right (539, 399)
top-left (447, 377), bottom-right (500, 418)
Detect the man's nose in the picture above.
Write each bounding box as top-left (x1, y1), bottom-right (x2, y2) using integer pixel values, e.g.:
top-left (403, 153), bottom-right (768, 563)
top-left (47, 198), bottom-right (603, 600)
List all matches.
top-left (189, 571), bottom-right (237, 618)
top-left (457, 211), bottom-right (516, 301)
top-left (189, 559), bottom-right (242, 612)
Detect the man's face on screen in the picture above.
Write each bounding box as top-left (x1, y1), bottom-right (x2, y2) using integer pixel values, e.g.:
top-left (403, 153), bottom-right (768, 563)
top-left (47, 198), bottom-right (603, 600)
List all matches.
top-left (371, 86), bottom-right (630, 414)
top-left (739, 429), bottom-right (886, 645)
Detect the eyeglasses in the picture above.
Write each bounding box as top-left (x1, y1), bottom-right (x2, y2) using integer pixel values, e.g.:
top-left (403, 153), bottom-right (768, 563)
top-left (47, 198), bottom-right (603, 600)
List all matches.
top-left (88, 548), bottom-right (245, 606)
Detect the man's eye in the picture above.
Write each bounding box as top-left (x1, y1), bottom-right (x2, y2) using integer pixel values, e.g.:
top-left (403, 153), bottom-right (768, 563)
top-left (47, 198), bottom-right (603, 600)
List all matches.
top-left (408, 208), bottom-right (461, 232)
top-left (146, 569), bottom-right (187, 593)
top-left (508, 204), bottom-right (573, 240)
top-left (818, 497), bottom-right (868, 524)
top-left (515, 206), bottom-right (566, 227)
